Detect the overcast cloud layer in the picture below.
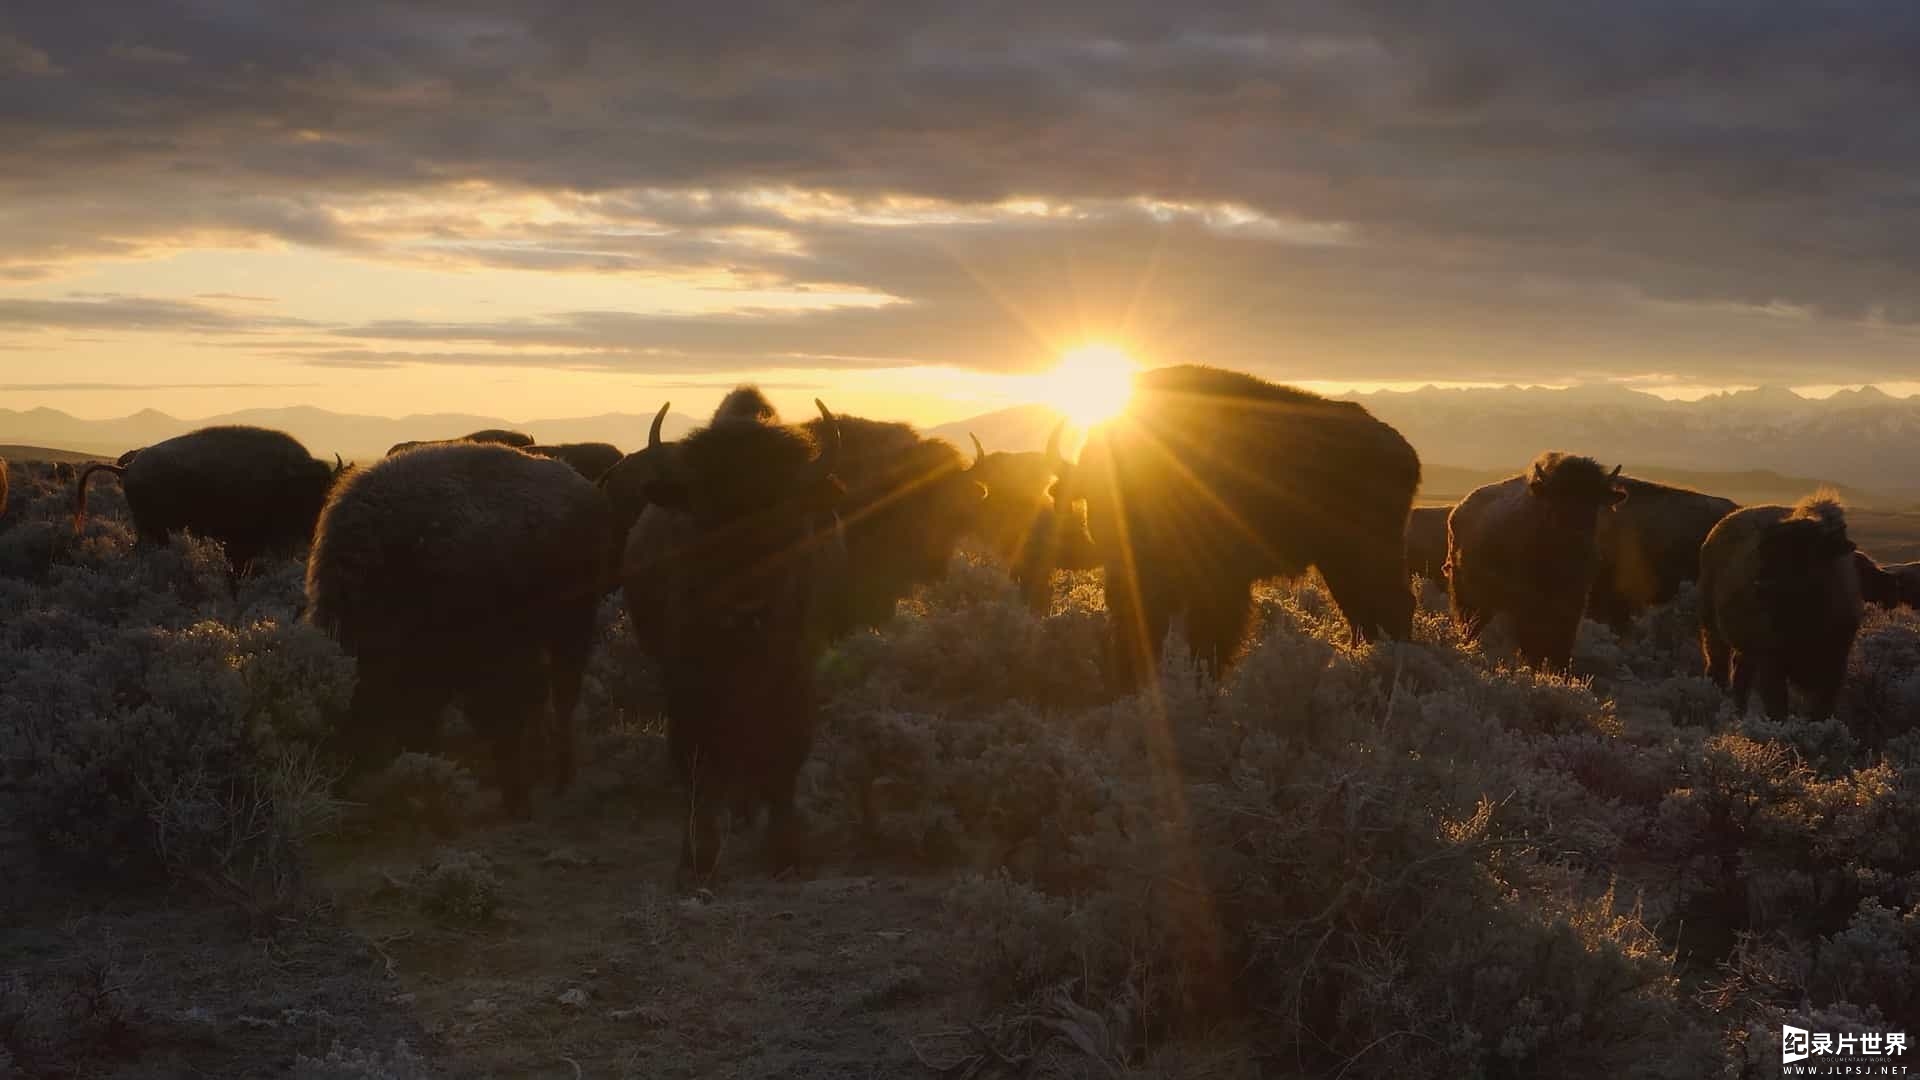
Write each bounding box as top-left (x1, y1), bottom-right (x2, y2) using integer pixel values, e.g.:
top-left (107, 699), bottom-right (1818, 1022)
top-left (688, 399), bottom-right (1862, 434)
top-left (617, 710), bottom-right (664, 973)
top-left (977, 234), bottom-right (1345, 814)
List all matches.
top-left (4, 2), bottom-right (1920, 389)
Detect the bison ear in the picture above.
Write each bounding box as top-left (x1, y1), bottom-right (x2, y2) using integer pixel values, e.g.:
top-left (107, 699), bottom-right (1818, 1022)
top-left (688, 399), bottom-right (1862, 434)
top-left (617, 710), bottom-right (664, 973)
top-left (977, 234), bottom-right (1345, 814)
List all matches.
top-left (972, 480), bottom-right (988, 502)
top-left (644, 478), bottom-right (690, 510)
top-left (1606, 485), bottom-right (1628, 507)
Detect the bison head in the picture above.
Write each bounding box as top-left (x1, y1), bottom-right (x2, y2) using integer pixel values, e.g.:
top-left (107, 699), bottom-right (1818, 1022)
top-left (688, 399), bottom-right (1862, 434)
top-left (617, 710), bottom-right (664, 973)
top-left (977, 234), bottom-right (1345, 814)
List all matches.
top-left (965, 421), bottom-right (1067, 567)
top-left (643, 399), bottom-right (845, 631)
top-left (1524, 454), bottom-right (1628, 540)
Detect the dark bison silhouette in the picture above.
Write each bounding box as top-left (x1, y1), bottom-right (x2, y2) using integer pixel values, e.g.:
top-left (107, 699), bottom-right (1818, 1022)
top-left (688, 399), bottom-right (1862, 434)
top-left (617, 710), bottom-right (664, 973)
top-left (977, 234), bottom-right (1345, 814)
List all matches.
top-left (73, 425), bottom-right (347, 570)
top-left (386, 428), bottom-right (534, 457)
top-left (526, 442), bottom-right (624, 482)
top-left (1404, 505), bottom-right (1452, 582)
top-left (622, 388), bottom-right (847, 878)
top-left (967, 424), bottom-right (1075, 611)
top-left (1446, 453), bottom-right (1626, 671)
top-left (306, 442), bottom-right (615, 818)
top-left (1699, 494), bottom-right (1862, 721)
top-left (597, 403), bottom-right (676, 550)
top-left (1587, 477), bottom-right (1737, 631)
top-left (1029, 365), bottom-right (1421, 688)
top-left (1855, 552), bottom-right (1901, 609)
top-left (1856, 553), bottom-right (1920, 610)
top-left (796, 413), bottom-right (986, 637)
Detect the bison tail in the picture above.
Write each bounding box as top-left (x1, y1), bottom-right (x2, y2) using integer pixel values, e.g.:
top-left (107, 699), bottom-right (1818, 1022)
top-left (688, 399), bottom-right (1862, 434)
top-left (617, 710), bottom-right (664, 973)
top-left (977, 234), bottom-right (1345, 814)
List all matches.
top-left (71, 462), bottom-right (126, 535)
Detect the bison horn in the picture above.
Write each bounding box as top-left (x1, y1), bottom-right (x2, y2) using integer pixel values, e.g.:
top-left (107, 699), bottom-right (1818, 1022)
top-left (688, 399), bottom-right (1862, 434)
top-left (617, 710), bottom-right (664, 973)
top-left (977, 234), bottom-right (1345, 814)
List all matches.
top-left (333, 453), bottom-right (345, 473)
top-left (1609, 464), bottom-right (1623, 479)
top-left (1044, 421), bottom-right (1065, 469)
top-left (970, 432), bottom-right (986, 465)
top-left (649, 401), bottom-right (670, 449)
top-left (813, 398), bottom-right (840, 476)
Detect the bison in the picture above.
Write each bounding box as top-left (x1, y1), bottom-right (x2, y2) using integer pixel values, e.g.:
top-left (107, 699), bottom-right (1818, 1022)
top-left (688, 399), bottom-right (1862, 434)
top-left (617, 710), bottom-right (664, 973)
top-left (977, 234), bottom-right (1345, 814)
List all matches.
top-left (598, 403), bottom-right (677, 549)
top-left (622, 388), bottom-right (846, 877)
top-left (1027, 365), bottom-right (1421, 689)
top-left (306, 442), bottom-right (615, 818)
top-left (1404, 505), bottom-right (1452, 582)
top-left (73, 425), bottom-right (348, 569)
top-left (1447, 453), bottom-right (1627, 671)
top-left (386, 428), bottom-right (534, 457)
top-left (959, 426), bottom-right (1077, 613)
top-left (1856, 552), bottom-right (1902, 609)
top-left (526, 442), bottom-right (624, 482)
top-left (792, 413), bottom-right (989, 636)
top-left (0, 457), bottom-right (7, 520)
top-left (1856, 554), bottom-right (1920, 609)
top-left (1587, 477), bottom-right (1738, 631)
top-left (1698, 495), bottom-right (1863, 721)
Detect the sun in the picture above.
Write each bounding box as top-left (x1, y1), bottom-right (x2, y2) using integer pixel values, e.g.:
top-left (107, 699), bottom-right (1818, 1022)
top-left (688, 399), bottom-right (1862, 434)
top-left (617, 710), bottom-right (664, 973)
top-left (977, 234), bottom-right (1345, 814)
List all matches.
top-left (1036, 343), bottom-right (1137, 427)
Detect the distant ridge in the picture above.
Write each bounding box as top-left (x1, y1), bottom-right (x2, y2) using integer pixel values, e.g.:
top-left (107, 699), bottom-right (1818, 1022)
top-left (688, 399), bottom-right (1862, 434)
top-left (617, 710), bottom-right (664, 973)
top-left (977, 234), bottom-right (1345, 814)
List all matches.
top-left (5, 383), bottom-right (1920, 500)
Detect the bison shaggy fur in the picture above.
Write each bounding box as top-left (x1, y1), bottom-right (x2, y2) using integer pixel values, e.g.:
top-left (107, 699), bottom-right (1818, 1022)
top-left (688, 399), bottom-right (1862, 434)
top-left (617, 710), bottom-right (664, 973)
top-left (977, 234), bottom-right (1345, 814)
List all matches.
top-left (622, 388), bottom-right (845, 877)
top-left (306, 442), bottom-right (615, 817)
top-left (798, 414), bottom-right (983, 635)
top-left (962, 428), bottom-right (1074, 612)
top-left (1588, 477), bottom-right (1737, 631)
top-left (74, 425), bottom-right (344, 569)
top-left (1698, 494), bottom-right (1862, 721)
top-left (527, 441), bottom-right (624, 482)
top-left (1039, 365), bottom-right (1422, 688)
top-left (386, 428), bottom-right (534, 457)
top-left (1447, 453), bottom-right (1626, 671)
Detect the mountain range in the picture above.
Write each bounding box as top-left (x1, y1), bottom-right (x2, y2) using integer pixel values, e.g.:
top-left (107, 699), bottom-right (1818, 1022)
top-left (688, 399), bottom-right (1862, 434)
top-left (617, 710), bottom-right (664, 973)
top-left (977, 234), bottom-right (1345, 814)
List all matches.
top-left (3, 384), bottom-right (1917, 505)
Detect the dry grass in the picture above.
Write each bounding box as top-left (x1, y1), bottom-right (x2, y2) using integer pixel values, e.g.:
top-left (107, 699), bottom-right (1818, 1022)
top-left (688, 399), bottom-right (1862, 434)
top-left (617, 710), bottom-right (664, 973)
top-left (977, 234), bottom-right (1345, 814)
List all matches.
top-left (3, 457), bottom-right (1919, 1076)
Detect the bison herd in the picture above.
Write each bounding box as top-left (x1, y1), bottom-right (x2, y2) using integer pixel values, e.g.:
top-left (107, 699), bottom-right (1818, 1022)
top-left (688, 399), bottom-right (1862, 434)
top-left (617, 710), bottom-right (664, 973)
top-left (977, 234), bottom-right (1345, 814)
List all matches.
top-left (44, 364), bottom-right (1918, 876)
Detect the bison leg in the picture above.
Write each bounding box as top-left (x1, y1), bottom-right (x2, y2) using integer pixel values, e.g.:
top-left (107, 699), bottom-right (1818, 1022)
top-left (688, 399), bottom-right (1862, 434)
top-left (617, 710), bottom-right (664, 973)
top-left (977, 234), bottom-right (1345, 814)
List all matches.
top-left (761, 765), bottom-right (807, 872)
top-left (342, 654), bottom-right (451, 771)
top-left (1791, 642), bottom-right (1854, 723)
top-left (1729, 651), bottom-right (1754, 718)
top-left (1701, 625), bottom-right (1731, 690)
top-left (1186, 577), bottom-right (1254, 681)
top-left (463, 652), bottom-right (546, 820)
top-left (1755, 662), bottom-right (1791, 722)
top-left (543, 600), bottom-right (599, 795)
top-left (680, 782), bottom-right (723, 879)
top-left (1319, 553), bottom-right (1415, 644)
top-left (1102, 560), bottom-right (1170, 692)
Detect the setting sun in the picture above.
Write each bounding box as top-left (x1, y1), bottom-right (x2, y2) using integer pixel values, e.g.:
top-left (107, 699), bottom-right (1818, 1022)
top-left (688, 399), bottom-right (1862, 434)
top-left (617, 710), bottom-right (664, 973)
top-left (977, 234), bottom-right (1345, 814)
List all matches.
top-left (1034, 343), bottom-right (1138, 427)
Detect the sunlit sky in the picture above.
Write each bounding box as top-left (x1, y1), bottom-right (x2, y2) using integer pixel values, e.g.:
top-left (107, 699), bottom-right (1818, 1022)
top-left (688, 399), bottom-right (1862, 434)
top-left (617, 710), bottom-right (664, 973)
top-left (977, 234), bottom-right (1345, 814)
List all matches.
top-left (6, 5), bottom-right (1920, 427)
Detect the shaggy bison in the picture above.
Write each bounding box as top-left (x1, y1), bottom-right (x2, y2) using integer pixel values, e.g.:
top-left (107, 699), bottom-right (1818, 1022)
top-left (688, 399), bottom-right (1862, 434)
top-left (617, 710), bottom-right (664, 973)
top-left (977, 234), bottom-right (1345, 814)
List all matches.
top-left (306, 442), bottom-right (615, 817)
top-left (527, 442), bottom-right (624, 482)
top-left (622, 388), bottom-right (846, 877)
top-left (597, 403), bottom-right (676, 548)
top-left (1029, 365), bottom-right (1421, 688)
top-left (1587, 477), bottom-right (1738, 631)
top-left (1447, 453), bottom-right (1626, 671)
top-left (1856, 553), bottom-right (1902, 609)
top-left (385, 428), bottom-right (534, 457)
top-left (967, 428), bottom-right (1075, 614)
top-left (796, 413), bottom-right (985, 636)
top-left (1404, 505), bottom-right (1452, 582)
top-left (73, 426), bottom-right (347, 569)
top-left (1698, 495), bottom-right (1862, 721)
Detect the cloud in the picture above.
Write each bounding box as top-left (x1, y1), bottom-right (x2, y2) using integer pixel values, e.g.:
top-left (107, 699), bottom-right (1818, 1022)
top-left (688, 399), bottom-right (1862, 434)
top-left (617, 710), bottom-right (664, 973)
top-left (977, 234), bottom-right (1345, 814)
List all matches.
top-left (0, 381), bottom-right (317, 391)
top-left (5, 2), bottom-right (1920, 384)
top-left (0, 294), bottom-right (317, 334)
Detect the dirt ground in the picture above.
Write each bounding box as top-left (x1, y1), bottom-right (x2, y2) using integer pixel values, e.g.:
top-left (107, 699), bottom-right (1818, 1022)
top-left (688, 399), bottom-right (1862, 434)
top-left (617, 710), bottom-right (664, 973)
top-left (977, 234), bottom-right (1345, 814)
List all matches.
top-left (309, 788), bottom-right (981, 1080)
